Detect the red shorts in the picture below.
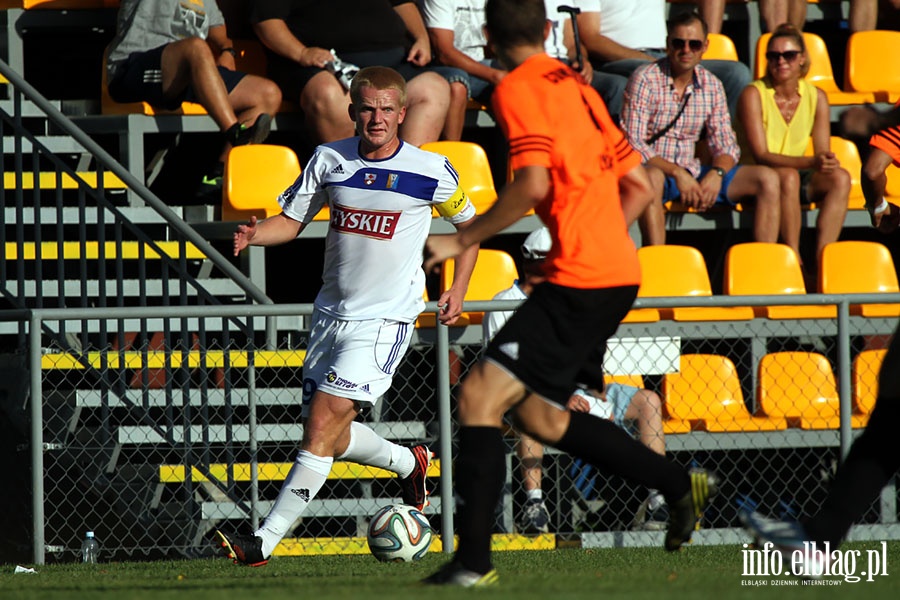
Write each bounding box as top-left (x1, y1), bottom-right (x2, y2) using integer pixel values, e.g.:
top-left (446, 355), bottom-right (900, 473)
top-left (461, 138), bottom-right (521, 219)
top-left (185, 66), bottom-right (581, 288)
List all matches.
top-left (870, 126), bottom-right (900, 167)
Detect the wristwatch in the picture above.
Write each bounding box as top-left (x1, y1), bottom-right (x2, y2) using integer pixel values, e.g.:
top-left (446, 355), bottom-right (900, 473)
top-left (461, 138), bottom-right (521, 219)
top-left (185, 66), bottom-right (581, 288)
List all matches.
top-left (712, 167), bottom-right (726, 177)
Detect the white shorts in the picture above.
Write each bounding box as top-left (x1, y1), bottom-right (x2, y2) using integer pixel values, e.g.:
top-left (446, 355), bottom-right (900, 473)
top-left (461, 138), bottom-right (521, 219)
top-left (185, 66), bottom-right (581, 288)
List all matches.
top-left (301, 308), bottom-right (413, 417)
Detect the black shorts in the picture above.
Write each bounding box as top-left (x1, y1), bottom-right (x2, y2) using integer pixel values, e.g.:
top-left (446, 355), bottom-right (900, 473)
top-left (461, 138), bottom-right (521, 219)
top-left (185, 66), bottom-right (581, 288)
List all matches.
top-left (484, 282), bottom-right (638, 407)
top-left (268, 46), bottom-right (445, 100)
top-left (108, 44), bottom-right (247, 110)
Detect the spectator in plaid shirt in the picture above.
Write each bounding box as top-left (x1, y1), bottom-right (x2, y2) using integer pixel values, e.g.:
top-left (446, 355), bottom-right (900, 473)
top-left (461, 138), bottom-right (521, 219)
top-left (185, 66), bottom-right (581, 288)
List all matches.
top-left (621, 11), bottom-right (781, 246)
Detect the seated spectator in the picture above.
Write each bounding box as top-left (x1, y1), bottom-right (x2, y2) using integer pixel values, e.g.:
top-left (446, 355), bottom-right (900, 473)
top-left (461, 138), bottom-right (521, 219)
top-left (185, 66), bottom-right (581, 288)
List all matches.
top-left (850, 0), bottom-right (900, 32)
top-left (544, 0), bottom-right (627, 120)
top-left (421, 0), bottom-right (507, 139)
top-left (621, 11), bottom-right (780, 246)
top-left (584, 0), bottom-right (751, 119)
top-left (840, 101), bottom-right (900, 231)
top-left (737, 24), bottom-right (850, 274)
top-left (484, 228), bottom-right (669, 534)
top-left (251, 0), bottom-right (457, 145)
top-left (106, 0), bottom-right (282, 196)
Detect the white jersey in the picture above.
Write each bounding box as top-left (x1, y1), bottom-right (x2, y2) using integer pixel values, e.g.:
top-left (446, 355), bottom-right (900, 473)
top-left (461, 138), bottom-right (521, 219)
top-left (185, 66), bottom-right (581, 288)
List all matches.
top-left (421, 0), bottom-right (487, 62)
top-left (482, 282), bottom-right (527, 346)
top-left (598, 0), bottom-right (666, 50)
top-left (279, 138), bottom-right (475, 322)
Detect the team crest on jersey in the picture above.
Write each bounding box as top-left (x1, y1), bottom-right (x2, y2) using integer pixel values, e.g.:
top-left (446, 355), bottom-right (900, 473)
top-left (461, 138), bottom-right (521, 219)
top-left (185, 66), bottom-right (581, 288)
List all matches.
top-left (331, 202), bottom-right (400, 240)
top-left (386, 173), bottom-right (399, 189)
top-left (330, 164), bottom-right (345, 175)
top-left (364, 173), bottom-right (377, 185)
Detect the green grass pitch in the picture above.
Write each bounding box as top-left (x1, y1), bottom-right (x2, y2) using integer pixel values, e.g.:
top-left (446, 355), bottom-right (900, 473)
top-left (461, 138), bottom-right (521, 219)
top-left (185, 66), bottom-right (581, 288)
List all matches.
top-left (3, 542), bottom-right (900, 599)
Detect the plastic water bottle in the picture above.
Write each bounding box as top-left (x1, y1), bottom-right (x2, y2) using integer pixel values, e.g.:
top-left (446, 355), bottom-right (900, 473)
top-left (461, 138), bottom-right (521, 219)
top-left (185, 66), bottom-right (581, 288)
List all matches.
top-left (80, 531), bottom-right (99, 564)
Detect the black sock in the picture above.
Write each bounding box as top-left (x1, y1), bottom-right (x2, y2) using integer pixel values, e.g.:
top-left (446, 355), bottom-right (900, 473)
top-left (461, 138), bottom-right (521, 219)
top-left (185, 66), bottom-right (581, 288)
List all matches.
top-left (555, 411), bottom-right (689, 503)
top-left (455, 426), bottom-right (505, 574)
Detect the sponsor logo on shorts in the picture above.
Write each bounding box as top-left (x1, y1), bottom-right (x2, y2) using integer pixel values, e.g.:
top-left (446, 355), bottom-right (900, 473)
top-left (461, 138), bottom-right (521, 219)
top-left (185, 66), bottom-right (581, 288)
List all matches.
top-left (330, 203), bottom-right (400, 240)
top-left (290, 488), bottom-right (311, 502)
top-left (324, 370), bottom-right (358, 390)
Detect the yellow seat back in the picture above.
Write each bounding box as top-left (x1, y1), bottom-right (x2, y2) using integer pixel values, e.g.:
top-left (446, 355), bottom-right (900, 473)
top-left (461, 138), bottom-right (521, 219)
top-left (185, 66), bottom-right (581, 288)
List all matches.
top-left (819, 241), bottom-right (900, 317)
top-left (852, 349), bottom-right (885, 417)
top-left (845, 30), bottom-right (900, 102)
top-left (441, 249), bottom-right (517, 325)
top-left (757, 352), bottom-right (844, 429)
top-left (724, 242), bottom-right (835, 319)
top-left (705, 33), bottom-right (739, 61)
top-left (223, 145), bottom-right (301, 222)
top-left (421, 141), bottom-right (497, 214)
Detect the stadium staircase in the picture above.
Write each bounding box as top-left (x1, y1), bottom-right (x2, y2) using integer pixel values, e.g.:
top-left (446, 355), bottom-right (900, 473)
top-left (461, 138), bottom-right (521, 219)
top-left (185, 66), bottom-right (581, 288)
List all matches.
top-left (0, 56), bottom-right (319, 561)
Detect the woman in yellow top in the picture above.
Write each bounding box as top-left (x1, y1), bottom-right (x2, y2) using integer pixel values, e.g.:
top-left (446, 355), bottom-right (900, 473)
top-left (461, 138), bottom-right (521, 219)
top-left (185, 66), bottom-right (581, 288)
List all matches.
top-left (737, 23), bottom-right (850, 273)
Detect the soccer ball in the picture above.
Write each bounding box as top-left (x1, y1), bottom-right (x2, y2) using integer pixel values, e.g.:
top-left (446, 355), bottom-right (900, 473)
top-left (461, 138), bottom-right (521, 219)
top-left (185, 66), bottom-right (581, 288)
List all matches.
top-left (366, 504), bottom-right (433, 562)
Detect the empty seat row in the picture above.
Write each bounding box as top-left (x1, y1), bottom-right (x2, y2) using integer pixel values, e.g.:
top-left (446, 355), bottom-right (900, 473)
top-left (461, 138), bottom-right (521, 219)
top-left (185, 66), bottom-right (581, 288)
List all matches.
top-left (663, 350), bottom-right (882, 433)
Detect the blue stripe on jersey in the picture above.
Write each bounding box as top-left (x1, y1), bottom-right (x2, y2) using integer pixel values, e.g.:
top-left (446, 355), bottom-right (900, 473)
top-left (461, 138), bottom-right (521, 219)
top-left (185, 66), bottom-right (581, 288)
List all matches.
top-left (443, 158), bottom-right (460, 186)
top-left (325, 168), bottom-right (439, 201)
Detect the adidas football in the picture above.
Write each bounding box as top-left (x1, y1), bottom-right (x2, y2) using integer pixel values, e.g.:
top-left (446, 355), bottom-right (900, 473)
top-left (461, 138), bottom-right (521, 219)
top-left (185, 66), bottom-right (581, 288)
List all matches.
top-left (366, 504), bottom-right (433, 562)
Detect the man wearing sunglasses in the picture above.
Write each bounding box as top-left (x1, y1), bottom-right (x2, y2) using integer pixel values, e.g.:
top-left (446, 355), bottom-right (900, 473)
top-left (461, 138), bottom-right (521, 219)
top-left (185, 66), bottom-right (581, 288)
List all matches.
top-left (577, 0), bottom-right (750, 119)
top-left (621, 11), bottom-right (780, 246)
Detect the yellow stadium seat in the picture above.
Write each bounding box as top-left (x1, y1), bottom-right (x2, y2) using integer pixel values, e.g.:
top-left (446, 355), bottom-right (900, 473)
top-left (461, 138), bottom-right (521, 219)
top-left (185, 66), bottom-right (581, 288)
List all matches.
top-left (754, 32), bottom-right (877, 105)
top-left (441, 249), bottom-right (518, 325)
top-left (845, 30), bottom-right (900, 104)
top-left (663, 354), bottom-right (788, 432)
top-left (705, 33), bottom-right (739, 61)
top-left (887, 163), bottom-right (900, 204)
top-left (724, 242), bottom-right (836, 319)
top-left (757, 352), bottom-right (868, 429)
top-left (420, 141), bottom-right (497, 215)
top-left (636, 245), bottom-right (754, 321)
top-left (852, 349), bottom-right (885, 422)
top-left (803, 137), bottom-right (866, 210)
top-left (604, 373), bottom-right (645, 388)
top-left (819, 241), bottom-right (900, 317)
top-left (222, 145), bottom-right (307, 222)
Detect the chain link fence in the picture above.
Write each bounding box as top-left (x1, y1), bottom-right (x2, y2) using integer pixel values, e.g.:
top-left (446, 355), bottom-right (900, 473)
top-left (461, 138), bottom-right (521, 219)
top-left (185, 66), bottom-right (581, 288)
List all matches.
top-left (3, 295), bottom-right (900, 563)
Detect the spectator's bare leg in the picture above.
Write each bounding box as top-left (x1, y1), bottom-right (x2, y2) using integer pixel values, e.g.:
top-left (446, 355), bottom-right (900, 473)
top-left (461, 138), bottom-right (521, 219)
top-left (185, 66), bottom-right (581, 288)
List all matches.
top-left (402, 72), bottom-right (451, 146)
top-left (726, 165), bottom-right (781, 242)
top-left (517, 434), bottom-right (544, 498)
top-left (441, 81), bottom-right (468, 141)
top-left (301, 71), bottom-right (355, 144)
top-left (862, 148), bottom-right (894, 225)
top-left (624, 390), bottom-right (665, 456)
top-left (637, 168), bottom-right (667, 246)
top-left (775, 166), bottom-right (802, 257)
top-left (850, 0), bottom-right (878, 32)
top-left (698, 0), bottom-right (725, 34)
top-left (160, 37), bottom-right (237, 130)
top-left (809, 168), bottom-right (851, 260)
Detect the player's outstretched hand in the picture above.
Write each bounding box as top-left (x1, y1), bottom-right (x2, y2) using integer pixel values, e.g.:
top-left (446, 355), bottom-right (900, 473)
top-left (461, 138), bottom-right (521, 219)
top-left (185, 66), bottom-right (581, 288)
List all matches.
top-left (436, 288), bottom-right (464, 326)
top-left (233, 216), bottom-right (258, 256)
top-left (423, 234), bottom-right (464, 273)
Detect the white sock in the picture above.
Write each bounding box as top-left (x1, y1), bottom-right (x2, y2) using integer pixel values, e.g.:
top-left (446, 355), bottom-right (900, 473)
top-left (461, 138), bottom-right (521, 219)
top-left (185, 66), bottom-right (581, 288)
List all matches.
top-left (338, 421), bottom-right (415, 478)
top-left (254, 450), bottom-right (333, 557)
top-left (526, 488), bottom-right (543, 502)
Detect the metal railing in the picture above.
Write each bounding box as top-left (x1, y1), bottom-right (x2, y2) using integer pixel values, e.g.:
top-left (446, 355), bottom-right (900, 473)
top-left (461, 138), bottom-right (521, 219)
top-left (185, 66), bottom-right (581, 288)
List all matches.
top-left (7, 292), bottom-right (899, 564)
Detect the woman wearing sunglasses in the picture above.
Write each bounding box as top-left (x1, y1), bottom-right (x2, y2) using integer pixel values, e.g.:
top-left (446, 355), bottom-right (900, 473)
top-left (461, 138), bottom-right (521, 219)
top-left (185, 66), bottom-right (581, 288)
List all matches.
top-left (737, 23), bottom-right (850, 278)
